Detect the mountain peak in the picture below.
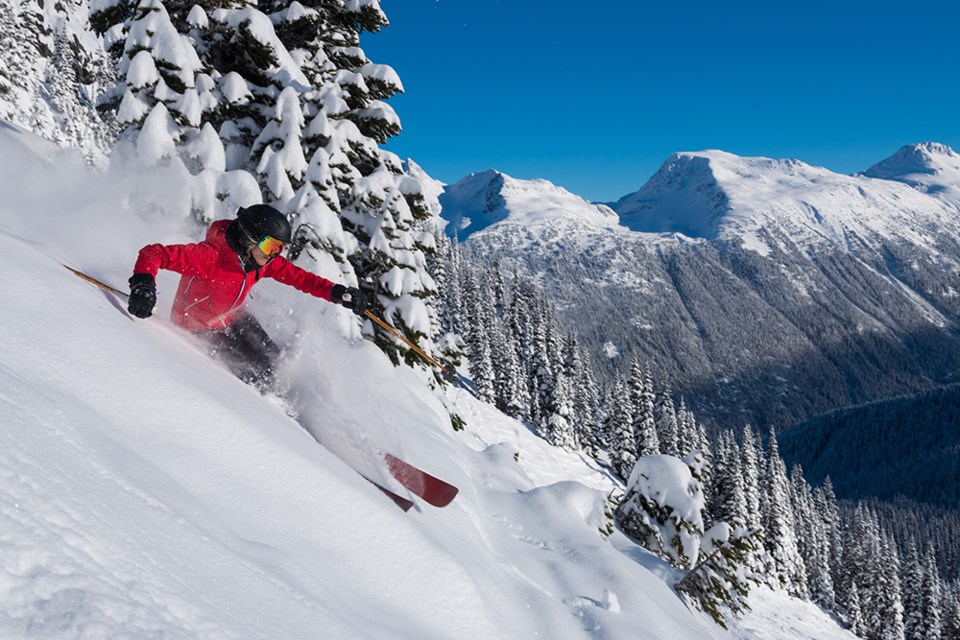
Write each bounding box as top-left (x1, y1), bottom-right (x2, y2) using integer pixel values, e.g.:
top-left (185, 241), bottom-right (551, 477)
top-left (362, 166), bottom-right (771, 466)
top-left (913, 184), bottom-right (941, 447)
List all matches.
top-left (867, 142), bottom-right (958, 172)
top-left (863, 142), bottom-right (960, 198)
top-left (439, 170), bottom-right (618, 240)
top-left (612, 152), bottom-right (729, 238)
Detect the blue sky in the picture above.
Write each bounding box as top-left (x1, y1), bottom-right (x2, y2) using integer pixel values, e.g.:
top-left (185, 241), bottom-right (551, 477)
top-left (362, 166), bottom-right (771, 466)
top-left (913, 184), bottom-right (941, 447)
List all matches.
top-left (361, 0), bottom-right (960, 203)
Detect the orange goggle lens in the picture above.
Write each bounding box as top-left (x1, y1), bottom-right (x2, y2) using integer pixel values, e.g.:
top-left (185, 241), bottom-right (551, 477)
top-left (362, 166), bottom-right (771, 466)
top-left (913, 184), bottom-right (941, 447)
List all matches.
top-left (258, 235), bottom-right (286, 256)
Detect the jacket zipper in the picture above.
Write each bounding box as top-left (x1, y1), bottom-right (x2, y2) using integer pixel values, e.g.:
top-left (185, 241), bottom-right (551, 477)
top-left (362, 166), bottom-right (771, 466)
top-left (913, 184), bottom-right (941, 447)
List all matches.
top-left (179, 277), bottom-right (210, 313)
top-left (220, 257), bottom-right (250, 328)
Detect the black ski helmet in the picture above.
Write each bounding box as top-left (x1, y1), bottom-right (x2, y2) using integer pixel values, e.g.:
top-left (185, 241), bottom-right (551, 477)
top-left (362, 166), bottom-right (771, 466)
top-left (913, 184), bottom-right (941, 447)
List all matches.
top-left (236, 205), bottom-right (292, 245)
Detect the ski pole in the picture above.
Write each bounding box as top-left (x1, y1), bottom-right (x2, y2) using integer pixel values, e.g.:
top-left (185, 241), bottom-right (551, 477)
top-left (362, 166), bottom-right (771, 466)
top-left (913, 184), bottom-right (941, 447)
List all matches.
top-left (63, 264), bottom-right (129, 298)
top-left (363, 309), bottom-right (457, 379)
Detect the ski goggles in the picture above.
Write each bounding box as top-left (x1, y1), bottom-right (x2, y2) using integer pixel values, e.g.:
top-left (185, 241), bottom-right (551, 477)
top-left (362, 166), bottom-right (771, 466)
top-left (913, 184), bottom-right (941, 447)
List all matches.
top-left (257, 235), bottom-right (286, 256)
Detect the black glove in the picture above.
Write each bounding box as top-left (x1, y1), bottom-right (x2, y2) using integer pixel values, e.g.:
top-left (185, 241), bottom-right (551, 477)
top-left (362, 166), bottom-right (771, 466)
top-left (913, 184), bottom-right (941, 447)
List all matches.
top-left (330, 284), bottom-right (370, 317)
top-left (128, 273), bottom-right (157, 318)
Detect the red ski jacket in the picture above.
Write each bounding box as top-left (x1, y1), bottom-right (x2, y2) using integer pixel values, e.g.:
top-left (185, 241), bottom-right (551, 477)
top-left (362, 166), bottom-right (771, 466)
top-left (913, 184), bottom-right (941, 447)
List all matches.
top-left (133, 219), bottom-right (336, 331)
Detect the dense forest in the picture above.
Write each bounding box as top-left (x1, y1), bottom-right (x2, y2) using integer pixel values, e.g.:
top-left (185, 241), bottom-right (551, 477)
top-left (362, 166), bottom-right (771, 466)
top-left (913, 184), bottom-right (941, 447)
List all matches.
top-left (780, 385), bottom-right (960, 508)
top-left (437, 235), bottom-right (960, 637)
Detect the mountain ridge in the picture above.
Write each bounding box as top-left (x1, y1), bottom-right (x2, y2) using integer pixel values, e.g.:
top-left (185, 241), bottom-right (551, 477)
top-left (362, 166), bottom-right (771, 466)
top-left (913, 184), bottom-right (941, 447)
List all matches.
top-left (446, 144), bottom-right (960, 432)
top-left (439, 169), bottom-right (620, 241)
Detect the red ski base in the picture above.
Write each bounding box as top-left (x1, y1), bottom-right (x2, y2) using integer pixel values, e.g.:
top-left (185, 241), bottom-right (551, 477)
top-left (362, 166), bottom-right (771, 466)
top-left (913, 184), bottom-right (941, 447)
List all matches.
top-left (383, 454), bottom-right (459, 508)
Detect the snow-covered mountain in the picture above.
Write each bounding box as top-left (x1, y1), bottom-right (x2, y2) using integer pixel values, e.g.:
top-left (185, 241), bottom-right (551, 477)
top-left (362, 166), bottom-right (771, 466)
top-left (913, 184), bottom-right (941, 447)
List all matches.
top-left (449, 145), bottom-right (960, 431)
top-left (862, 141), bottom-right (960, 206)
top-left (0, 122), bottom-right (858, 640)
top-left (440, 170), bottom-right (619, 241)
top-left (614, 149), bottom-right (960, 257)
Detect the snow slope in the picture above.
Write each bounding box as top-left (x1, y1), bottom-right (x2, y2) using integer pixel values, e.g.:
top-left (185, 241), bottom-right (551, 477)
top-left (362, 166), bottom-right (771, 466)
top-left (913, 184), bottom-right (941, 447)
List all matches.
top-left (0, 122), bottom-right (855, 639)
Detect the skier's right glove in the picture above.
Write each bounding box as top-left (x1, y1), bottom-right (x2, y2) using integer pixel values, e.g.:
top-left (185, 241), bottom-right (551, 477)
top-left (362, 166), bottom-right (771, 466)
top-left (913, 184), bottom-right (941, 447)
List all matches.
top-left (128, 273), bottom-right (157, 318)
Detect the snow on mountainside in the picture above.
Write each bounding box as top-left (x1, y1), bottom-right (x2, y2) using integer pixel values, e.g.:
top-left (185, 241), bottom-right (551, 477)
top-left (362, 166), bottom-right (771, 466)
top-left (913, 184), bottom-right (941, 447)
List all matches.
top-left (613, 149), bottom-right (960, 258)
top-left (440, 170), bottom-right (619, 240)
top-left (863, 142), bottom-right (960, 206)
top-left (454, 145), bottom-right (960, 433)
top-left (0, 123), bottom-right (859, 639)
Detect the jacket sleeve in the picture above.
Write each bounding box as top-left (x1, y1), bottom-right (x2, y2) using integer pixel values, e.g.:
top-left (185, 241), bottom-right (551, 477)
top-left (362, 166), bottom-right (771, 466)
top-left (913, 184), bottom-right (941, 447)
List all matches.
top-left (133, 242), bottom-right (219, 278)
top-left (267, 258), bottom-right (337, 301)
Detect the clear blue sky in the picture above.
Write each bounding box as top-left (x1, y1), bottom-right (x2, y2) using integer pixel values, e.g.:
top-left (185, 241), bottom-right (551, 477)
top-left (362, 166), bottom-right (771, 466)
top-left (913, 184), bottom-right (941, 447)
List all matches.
top-left (361, 0), bottom-right (960, 203)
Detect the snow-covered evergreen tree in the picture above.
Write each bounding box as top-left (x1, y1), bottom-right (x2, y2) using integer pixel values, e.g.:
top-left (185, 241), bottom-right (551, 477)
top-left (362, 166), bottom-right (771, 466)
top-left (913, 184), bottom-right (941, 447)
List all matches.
top-left (921, 545), bottom-right (943, 640)
top-left (709, 430), bottom-right (748, 529)
top-left (944, 584), bottom-right (960, 640)
top-left (537, 316), bottom-right (576, 449)
top-left (876, 537), bottom-right (906, 640)
top-left (654, 386), bottom-right (679, 456)
top-left (902, 542), bottom-right (926, 640)
top-left (848, 581), bottom-right (868, 637)
top-left (762, 427), bottom-right (806, 596)
top-left (604, 379), bottom-right (636, 480)
top-left (462, 272), bottom-right (495, 402)
top-left (619, 452), bottom-right (755, 627)
top-left (816, 476), bottom-right (844, 608)
top-left (617, 454), bottom-right (706, 570)
top-left (0, 0), bottom-right (116, 161)
top-left (569, 344), bottom-right (602, 457)
top-left (812, 479), bottom-right (841, 611)
top-left (740, 425), bottom-right (767, 575)
top-left (791, 465), bottom-right (835, 609)
top-left (629, 360), bottom-right (659, 457)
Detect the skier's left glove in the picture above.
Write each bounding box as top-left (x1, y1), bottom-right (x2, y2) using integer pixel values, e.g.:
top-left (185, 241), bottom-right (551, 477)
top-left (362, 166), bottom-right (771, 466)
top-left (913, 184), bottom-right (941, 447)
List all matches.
top-left (128, 273), bottom-right (157, 318)
top-left (331, 284), bottom-right (370, 317)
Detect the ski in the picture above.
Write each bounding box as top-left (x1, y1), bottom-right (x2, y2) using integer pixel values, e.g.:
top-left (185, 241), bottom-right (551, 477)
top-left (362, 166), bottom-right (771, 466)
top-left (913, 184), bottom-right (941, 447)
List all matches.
top-left (383, 454), bottom-right (459, 508)
top-left (364, 477), bottom-right (415, 512)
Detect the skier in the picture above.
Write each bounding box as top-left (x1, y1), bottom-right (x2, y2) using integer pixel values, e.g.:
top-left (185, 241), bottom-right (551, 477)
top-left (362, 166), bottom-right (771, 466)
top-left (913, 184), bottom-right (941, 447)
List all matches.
top-left (126, 204), bottom-right (369, 390)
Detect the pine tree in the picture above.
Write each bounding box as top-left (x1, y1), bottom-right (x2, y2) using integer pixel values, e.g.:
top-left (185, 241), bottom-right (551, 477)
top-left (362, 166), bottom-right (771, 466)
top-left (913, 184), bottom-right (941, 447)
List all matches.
top-left (740, 425), bottom-right (767, 575)
top-left (816, 476), bottom-right (844, 607)
top-left (504, 276), bottom-right (532, 420)
top-left (492, 318), bottom-right (526, 420)
top-left (709, 430), bottom-right (748, 529)
top-left (655, 386), bottom-right (679, 456)
top-left (876, 537), bottom-right (906, 640)
top-left (462, 272), bottom-right (495, 402)
top-left (921, 545), bottom-right (943, 640)
top-left (902, 542), bottom-right (926, 640)
top-left (792, 465), bottom-right (835, 608)
top-left (616, 454), bottom-right (705, 570)
top-left (571, 347), bottom-right (602, 457)
top-left (761, 427), bottom-right (806, 596)
top-left (848, 581), bottom-right (867, 637)
top-left (538, 317), bottom-right (576, 449)
top-left (944, 584), bottom-right (960, 640)
top-left (1, 0), bottom-right (116, 160)
top-left (842, 506), bottom-right (879, 634)
top-left (604, 379), bottom-right (636, 480)
top-left (629, 360), bottom-right (659, 457)
top-left (676, 396), bottom-right (693, 456)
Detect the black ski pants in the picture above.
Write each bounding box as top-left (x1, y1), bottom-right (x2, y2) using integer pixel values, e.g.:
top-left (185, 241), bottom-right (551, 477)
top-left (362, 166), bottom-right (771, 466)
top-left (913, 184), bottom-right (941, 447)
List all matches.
top-left (200, 313), bottom-right (280, 392)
